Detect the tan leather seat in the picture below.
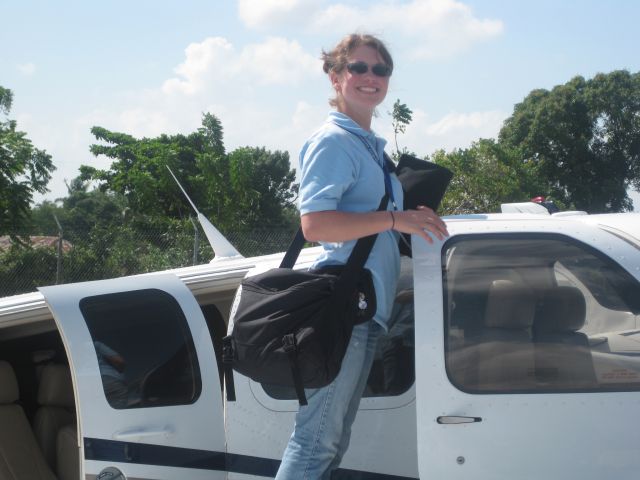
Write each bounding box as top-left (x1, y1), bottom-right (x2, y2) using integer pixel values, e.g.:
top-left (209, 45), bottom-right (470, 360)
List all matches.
top-left (0, 360), bottom-right (56, 480)
top-left (33, 364), bottom-right (76, 471)
top-left (463, 280), bottom-right (536, 390)
top-left (533, 286), bottom-right (597, 388)
top-left (56, 425), bottom-right (79, 480)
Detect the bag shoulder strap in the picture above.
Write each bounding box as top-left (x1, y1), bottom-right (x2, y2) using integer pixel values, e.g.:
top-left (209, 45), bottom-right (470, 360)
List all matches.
top-left (334, 193), bottom-right (388, 289)
top-left (280, 193), bottom-right (389, 270)
top-left (279, 228), bottom-right (306, 269)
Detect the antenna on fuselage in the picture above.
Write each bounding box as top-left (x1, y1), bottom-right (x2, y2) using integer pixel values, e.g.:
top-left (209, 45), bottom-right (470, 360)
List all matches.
top-left (166, 165), bottom-right (243, 260)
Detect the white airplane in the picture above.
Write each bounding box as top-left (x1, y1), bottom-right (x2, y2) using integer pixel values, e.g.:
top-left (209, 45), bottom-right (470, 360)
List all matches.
top-left (1, 203), bottom-right (639, 480)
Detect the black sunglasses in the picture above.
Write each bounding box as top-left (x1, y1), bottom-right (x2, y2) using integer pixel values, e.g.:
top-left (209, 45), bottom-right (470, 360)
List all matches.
top-left (346, 61), bottom-right (392, 78)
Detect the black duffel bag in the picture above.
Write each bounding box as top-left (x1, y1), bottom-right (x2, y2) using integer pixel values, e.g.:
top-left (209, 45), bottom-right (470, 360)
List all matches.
top-left (390, 153), bottom-right (453, 256)
top-left (222, 195), bottom-right (387, 406)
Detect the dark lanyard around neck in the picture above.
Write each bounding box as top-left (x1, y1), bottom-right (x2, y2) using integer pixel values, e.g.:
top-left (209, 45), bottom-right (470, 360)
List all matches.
top-left (335, 123), bottom-right (398, 210)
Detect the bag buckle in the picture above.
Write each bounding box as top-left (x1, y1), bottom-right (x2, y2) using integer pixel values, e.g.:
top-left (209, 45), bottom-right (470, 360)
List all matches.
top-left (222, 336), bottom-right (235, 364)
top-left (358, 292), bottom-right (367, 310)
top-left (282, 333), bottom-right (297, 354)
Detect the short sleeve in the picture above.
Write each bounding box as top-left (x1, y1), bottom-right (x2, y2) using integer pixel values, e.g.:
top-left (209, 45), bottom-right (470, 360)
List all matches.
top-left (299, 133), bottom-right (359, 215)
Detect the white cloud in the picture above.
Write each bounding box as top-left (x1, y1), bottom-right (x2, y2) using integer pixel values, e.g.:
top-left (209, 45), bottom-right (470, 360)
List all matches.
top-left (401, 109), bottom-right (509, 153)
top-left (238, 0), bottom-right (318, 29)
top-left (291, 100), bottom-right (325, 130)
top-left (17, 62), bottom-right (36, 75)
top-left (190, 100), bottom-right (326, 170)
top-left (237, 0), bottom-right (503, 59)
top-left (425, 110), bottom-right (506, 137)
top-left (78, 87), bottom-right (205, 141)
top-left (271, 101), bottom-right (327, 157)
top-left (118, 107), bottom-right (175, 138)
top-left (16, 113), bottom-right (33, 126)
top-left (239, 37), bottom-right (321, 85)
top-left (162, 36), bottom-right (321, 95)
top-left (314, 0), bottom-right (503, 59)
top-left (162, 37), bottom-right (237, 95)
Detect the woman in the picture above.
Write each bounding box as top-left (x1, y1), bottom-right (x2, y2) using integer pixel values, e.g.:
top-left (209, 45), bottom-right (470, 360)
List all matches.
top-left (275, 33), bottom-right (448, 480)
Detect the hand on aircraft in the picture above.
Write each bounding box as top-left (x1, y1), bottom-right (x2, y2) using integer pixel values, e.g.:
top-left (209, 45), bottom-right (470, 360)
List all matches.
top-left (392, 205), bottom-right (449, 244)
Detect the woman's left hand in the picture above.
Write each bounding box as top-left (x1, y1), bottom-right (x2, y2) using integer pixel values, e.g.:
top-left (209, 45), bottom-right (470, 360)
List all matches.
top-left (391, 205), bottom-right (449, 244)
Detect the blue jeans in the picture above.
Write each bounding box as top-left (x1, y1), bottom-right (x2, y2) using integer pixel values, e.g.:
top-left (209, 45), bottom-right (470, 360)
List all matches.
top-left (275, 320), bottom-right (382, 480)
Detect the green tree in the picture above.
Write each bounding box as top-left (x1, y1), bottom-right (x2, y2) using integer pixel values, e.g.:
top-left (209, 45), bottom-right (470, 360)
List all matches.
top-left (0, 245), bottom-right (58, 296)
top-left (0, 86), bottom-right (12, 114)
top-left (85, 127), bottom-right (200, 221)
top-left (433, 139), bottom-right (544, 215)
top-left (29, 176), bottom-right (127, 238)
top-left (29, 200), bottom-right (63, 235)
top-left (0, 86), bottom-right (55, 234)
top-left (499, 70), bottom-right (640, 212)
top-left (85, 113), bottom-right (298, 232)
top-left (390, 99), bottom-right (413, 159)
top-left (225, 146), bottom-right (298, 227)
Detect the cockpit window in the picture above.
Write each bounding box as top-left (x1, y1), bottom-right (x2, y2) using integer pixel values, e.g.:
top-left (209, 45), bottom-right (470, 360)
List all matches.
top-left (80, 289), bottom-right (202, 409)
top-left (444, 234), bottom-right (640, 394)
top-left (560, 257), bottom-right (639, 313)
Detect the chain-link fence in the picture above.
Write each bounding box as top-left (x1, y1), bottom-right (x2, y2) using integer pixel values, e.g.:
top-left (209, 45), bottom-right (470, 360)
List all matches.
top-left (0, 226), bottom-right (297, 298)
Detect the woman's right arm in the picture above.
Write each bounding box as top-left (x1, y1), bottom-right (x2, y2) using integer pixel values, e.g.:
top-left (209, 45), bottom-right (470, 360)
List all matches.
top-left (301, 205), bottom-right (448, 244)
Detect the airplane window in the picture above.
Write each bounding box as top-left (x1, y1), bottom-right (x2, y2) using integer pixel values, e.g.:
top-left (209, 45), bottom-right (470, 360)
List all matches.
top-left (262, 257), bottom-right (415, 400)
top-left (79, 289), bottom-right (202, 409)
top-left (364, 258), bottom-right (415, 397)
top-left (443, 234), bottom-right (640, 394)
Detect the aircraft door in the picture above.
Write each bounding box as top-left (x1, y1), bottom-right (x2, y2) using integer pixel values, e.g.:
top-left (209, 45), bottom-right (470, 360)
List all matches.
top-left (412, 231), bottom-right (640, 480)
top-left (40, 274), bottom-right (226, 480)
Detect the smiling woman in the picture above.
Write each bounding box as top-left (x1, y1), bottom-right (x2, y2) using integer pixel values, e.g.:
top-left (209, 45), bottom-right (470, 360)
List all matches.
top-left (274, 33), bottom-right (448, 480)
top-left (321, 34), bottom-right (393, 131)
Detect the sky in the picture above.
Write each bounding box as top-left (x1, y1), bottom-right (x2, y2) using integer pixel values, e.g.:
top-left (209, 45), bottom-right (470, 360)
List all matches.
top-left (2, 0), bottom-right (639, 211)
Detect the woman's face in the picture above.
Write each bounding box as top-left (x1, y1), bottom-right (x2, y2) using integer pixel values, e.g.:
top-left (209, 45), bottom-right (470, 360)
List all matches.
top-left (331, 45), bottom-right (390, 120)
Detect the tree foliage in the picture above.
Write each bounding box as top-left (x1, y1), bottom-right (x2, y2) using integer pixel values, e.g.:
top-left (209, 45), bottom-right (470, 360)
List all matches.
top-left (0, 87), bottom-right (13, 114)
top-left (85, 126), bottom-right (199, 220)
top-left (226, 146), bottom-right (297, 226)
top-left (499, 70), bottom-right (640, 212)
top-left (433, 139), bottom-right (545, 215)
top-left (0, 86), bottom-right (55, 234)
top-left (84, 113), bottom-right (298, 232)
top-left (0, 245), bottom-right (58, 296)
top-left (390, 99), bottom-right (413, 158)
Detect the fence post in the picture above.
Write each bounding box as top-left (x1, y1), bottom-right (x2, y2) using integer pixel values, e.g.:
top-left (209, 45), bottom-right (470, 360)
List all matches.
top-left (53, 214), bottom-right (63, 284)
top-left (190, 216), bottom-right (199, 265)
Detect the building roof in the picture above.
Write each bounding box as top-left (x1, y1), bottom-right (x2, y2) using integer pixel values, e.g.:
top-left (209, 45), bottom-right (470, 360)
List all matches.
top-left (0, 236), bottom-right (73, 253)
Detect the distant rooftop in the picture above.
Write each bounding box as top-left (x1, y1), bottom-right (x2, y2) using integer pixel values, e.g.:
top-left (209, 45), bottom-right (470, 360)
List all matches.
top-left (0, 236), bottom-right (73, 253)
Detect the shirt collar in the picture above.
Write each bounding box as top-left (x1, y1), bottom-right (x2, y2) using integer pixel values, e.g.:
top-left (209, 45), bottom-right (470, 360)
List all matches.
top-left (327, 111), bottom-right (376, 139)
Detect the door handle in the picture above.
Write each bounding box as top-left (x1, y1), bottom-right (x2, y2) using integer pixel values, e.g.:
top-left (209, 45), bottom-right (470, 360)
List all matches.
top-left (113, 426), bottom-right (174, 440)
top-left (437, 416), bottom-right (482, 425)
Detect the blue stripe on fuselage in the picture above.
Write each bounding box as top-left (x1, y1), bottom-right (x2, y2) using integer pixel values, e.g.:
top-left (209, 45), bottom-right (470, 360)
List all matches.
top-left (84, 437), bottom-right (417, 479)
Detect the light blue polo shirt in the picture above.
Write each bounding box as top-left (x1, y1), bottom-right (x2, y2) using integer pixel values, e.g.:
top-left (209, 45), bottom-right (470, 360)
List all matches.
top-left (299, 111), bottom-right (403, 330)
